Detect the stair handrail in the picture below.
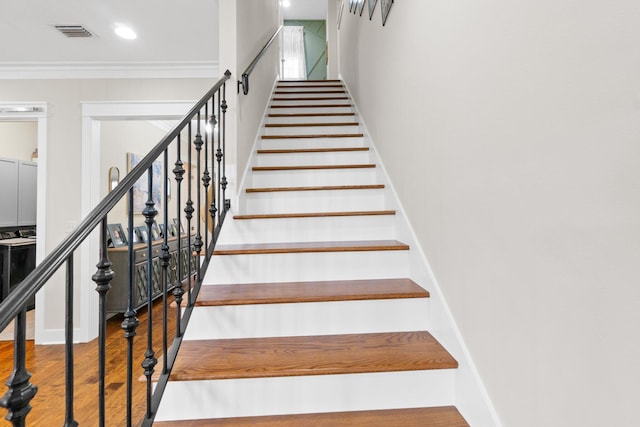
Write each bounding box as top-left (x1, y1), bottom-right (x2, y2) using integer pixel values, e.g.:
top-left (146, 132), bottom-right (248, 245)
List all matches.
top-left (238, 25), bottom-right (283, 95)
top-left (0, 69), bottom-right (229, 332)
top-left (0, 70), bottom-right (232, 426)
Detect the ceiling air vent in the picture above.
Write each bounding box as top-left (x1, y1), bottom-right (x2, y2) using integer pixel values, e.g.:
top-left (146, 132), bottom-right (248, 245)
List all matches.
top-left (54, 25), bottom-right (93, 38)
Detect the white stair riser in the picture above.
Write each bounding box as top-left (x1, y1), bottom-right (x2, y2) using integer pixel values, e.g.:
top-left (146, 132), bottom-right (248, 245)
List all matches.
top-left (155, 370), bottom-right (456, 421)
top-left (185, 298), bottom-right (430, 340)
top-left (250, 168), bottom-right (378, 187)
top-left (263, 125), bottom-right (361, 136)
top-left (269, 106), bottom-right (353, 114)
top-left (222, 215), bottom-right (396, 243)
top-left (254, 150), bottom-right (371, 166)
top-left (259, 137), bottom-right (365, 150)
top-left (204, 250), bottom-right (409, 284)
top-left (267, 115), bottom-right (356, 125)
top-left (244, 189), bottom-right (386, 213)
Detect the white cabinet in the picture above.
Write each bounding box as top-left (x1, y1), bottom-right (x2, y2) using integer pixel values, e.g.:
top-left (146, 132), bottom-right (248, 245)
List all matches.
top-left (0, 158), bottom-right (37, 227)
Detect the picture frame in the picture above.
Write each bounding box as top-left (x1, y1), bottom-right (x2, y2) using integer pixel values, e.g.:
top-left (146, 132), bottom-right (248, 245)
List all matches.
top-left (159, 223), bottom-right (166, 238)
top-left (381, 0), bottom-right (393, 25)
top-left (337, 1), bottom-right (344, 29)
top-left (128, 152), bottom-right (163, 215)
top-left (107, 224), bottom-right (127, 248)
top-left (172, 218), bottom-right (185, 235)
top-left (135, 226), bottom-right (149, 243)
top-left (368, 0), bottom-right (378, 20)
top-left (128, 227), bottom-right (140, 244)
top-left (168, 223), bottom-right (178, 237)
top-left (358, 0), bottom-right (365, 16)
top-left (150, 221), bottom-right (162, 241)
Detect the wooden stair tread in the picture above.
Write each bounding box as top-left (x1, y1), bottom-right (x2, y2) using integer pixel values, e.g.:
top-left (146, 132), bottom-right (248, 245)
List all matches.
top-left (270, 104), bottom-right (352, 109)
top-left (197, 278), bottom-right (429, 306)
top-left (252, 164), bottom-right (375, 172)
top-left (170, 331), bottom-right (458, 381)
top-left (278, 79), bottom-right (342, 83)
top-left (246, 184), bottom-right (384, 193)
top-left (264, 122), bottom-right (358, 127)
top-left (272, 97), bottom-right (349, 101)
top-left (268, 112), bottom-right (355, 117)
top-left (213, 240), bottom-right (409, 255)
top-left (261, 133), bottom-right (364, 139)
top-left (154, 406), bottom-right (469, 426)
top-left (274, 90), bottom-right (346, 94)
top-left (257, 147), bottom-right (369, 154)
top-left (233, 210), bottom-right (394, 219)
top-left (277, 85), bottom-right (344, 89)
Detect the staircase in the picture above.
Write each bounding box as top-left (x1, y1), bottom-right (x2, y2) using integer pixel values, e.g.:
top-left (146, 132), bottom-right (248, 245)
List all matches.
top-left (154, 80), bottom-right (470, 426)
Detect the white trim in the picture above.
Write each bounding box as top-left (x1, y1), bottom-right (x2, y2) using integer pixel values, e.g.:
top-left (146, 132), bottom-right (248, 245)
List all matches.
top-left (0, 102), bottom-right (48, 344)
top-left (77, 100), bottom-right (197, 343)
top-left (0, 61), bottom-right (219, 80)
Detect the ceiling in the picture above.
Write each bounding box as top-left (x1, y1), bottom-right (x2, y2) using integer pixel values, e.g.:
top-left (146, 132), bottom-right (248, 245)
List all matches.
top-left (281, 0), bottom-right (328, 20)
top-left (0, 0), bottom-right (328, 78)
top-left (0, 0), bottom-right (218, 67)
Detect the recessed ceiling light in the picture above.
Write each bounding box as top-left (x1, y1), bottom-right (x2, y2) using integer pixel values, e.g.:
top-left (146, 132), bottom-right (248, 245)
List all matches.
top-left (282, 0), bottom-right (291, 7)
top-left (114, 24), bottom-right (137, 40)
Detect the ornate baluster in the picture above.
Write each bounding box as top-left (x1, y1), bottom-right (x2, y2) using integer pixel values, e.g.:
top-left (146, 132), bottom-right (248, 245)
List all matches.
top-left (216, 89), bottom-right (223, 225)
top-left (172, 134), bottom-right (185, 336)
top-left (193, 112), bottom-right (203, 282)
top-left (202, 102), bottom-right (211, 256)
top-left (222, 74), bottom-right (231, 214)
top-left (92, 217), bottom-right (115, 427)
top-left (0, 308), bottom-right (37, 426)
top-left (122, 188), bottom-right (139, 427)
top-left (209, 105), bottom-right (218, 245)
top-left (160, 149), bottom-right (171, 374)
top-left (64, 255), bottom-right (78, 427)
top-left (184, 123), bottom-right (194, 305)
top-left (142, 166), bottom-right (158, 419)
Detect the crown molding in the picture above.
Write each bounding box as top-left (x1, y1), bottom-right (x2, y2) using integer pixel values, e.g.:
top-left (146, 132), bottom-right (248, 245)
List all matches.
top-left (0, 61), bottom-right (219, 80)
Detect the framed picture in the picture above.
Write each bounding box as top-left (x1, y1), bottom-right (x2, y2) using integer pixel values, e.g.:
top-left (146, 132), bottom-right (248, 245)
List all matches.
top-left (358, 0), bottom-right (365, 16)
top-left (337, 1), bottom-right (344, 29)
top-left (349, 0), bottom-right (356, 13)
top-left (107, 224), bottom-right (127, 248)
top-left (128, 152), bottom-right (163, 215)
top-left (172, 218), bottom-right (185, 235)
top-left (168, 223), bottom-right (178, 237)
top-left (150, 221), bottom-right (162, 241)
top-left (158, 223), bottom-right (166, 238)
top-left (135, 226), bottom-right (149, 243)
top-left (381, 0), bottom-right (393, 25)
top-left (368, 0), bottom-right (378, 20)
top-left (128, 227), bottom-right (140, 244)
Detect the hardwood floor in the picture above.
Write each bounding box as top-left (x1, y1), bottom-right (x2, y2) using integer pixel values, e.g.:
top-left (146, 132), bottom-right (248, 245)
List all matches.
top-left (0, 295), bottom-right (177, 426)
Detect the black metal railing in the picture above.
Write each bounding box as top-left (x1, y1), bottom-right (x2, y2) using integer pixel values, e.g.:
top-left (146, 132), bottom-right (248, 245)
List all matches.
top-left (238, 25), bottom-right (282, 95)
top-left (0, 70), bottom-right (232, 426)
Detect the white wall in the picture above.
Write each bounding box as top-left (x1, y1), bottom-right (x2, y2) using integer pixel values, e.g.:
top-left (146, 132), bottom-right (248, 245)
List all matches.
top-left (0, 121), bottom-right (37, 161)
top-left (0, 78), bottom-right (216, 341)
top-left (219, 0), bottom-right (281, 202)
top-left (338, 1), bottom-right (640, 426)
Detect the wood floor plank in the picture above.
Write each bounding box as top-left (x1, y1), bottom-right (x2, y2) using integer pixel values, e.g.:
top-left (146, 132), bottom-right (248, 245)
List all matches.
top-left (196, 278), bottom-right (429, 306)
top-left (154, 406), bottom-right (470, 426)
top-left (252, 164), bottom-right (375, 172)
top-left (261, 133), bottom-right (364, 139)
top-left (257, 147), bottom-right (369, 154)
top-left (233, 210), bottom-right (394, 219)
top-left (170, 331), bottom-right (458, 381)
top-left (213, 240), bottom-right (409, 255)
top-left (246, 184), bottom-right (384, 193)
